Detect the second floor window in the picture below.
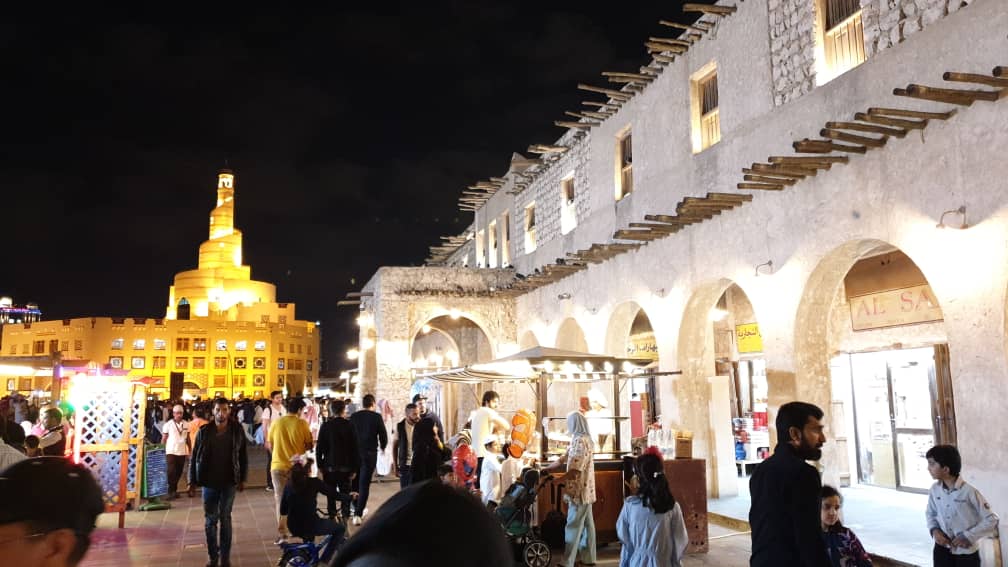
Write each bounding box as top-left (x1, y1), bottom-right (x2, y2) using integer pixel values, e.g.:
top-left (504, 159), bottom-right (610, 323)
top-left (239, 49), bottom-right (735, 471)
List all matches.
top-left (818, 0), bottom-right (865, 83)
top-left (616, 131), bottom-right (633, 199)
top-left (560, 175), bottom-right (577, 234)
top-left (692, 64), bottom-right (720, 152)
top-left (501, 212), bottom-right (511, 267)
top-left (176, 337), bottom-right (190, 351)
top-left (476, 229), bottom-right (486, 268)
top-left (488, 221), bottom-right (498, 268)
top-left (524, 203), bottom-right (537, 253)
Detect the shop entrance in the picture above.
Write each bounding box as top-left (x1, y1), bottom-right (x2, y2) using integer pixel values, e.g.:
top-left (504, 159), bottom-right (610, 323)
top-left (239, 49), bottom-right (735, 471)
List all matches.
top-left (842, 345), bottom-right (956, 492)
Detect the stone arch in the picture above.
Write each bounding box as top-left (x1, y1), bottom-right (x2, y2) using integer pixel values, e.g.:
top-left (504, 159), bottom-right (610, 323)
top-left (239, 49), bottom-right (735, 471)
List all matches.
top-left (676, 278), bottom-right (762, 497)
top-left (603, 301), bottom-right (645, 356)
top-left (519, 330), bottom-right (540, 350)
top-left (794, 238), bottom-right (949, 489)
top-left (409, 308), bottom-right (499, 360)
top-left (411, 326), bottom-right (462, 368)
top-left (409, 314), bottom-right (494, 436)
top-left (554, 317), bottom-right (588, 352)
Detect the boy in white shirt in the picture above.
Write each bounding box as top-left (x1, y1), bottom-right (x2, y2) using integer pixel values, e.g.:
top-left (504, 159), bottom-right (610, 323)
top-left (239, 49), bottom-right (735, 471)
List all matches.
top-left (925, 444), bottom-right (998, 567)
top-left (479, 438), bottom-right (503, 507)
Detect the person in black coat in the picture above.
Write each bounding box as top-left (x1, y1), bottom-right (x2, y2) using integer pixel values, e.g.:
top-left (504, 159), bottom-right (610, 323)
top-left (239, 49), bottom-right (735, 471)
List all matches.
top-left (749, 401), bottom-right (831, 567)
top-left (316, 399), bottom-right (360, 521)
top-left (409, 416), bottom-right (445, 484)
top-left (348, 394), bottom-right (388, 524)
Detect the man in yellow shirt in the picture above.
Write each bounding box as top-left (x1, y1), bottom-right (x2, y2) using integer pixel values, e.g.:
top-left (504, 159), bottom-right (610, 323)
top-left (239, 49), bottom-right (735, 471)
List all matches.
top-left (267, 397), bottom-right (313, 543)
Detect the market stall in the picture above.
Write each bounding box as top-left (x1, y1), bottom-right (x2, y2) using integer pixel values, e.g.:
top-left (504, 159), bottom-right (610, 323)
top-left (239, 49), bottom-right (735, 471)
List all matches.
top-left (417, 346), bottom-right (708, 550)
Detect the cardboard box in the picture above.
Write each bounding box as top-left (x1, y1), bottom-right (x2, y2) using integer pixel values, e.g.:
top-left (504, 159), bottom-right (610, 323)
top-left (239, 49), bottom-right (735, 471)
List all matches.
top-left (675, 437), bottom-right (693, 459)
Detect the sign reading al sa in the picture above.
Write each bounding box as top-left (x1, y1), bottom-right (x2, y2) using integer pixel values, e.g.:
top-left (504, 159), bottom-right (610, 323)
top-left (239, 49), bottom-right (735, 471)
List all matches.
top-left (849, 284), bottom-right (943, 331)
top-left (736, 323), bottom-right (763, 353)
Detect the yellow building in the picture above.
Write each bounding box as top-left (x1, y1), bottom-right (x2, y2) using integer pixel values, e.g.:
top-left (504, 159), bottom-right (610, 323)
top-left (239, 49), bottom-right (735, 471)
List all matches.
top-left (1, 170), bottom-right (318, 400)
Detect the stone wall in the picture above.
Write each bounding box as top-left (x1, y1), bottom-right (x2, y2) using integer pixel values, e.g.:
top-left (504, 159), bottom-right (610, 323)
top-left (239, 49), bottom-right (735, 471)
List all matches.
top-left (768, 0), bottom-right (818, 105)
top-left (768, 0), bottom-right (977, 106)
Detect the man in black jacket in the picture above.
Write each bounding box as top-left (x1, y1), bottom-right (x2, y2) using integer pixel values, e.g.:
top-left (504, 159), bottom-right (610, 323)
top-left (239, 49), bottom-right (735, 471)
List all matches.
top-left (392, 403), bottom-right (420, 489)
top-left (317, 398), bottom-right (359, 521)
top-left (189, 398), bottom-right (248, 567)
top-left (413, 393), bottom-right (444, 444)
top-left (349, 394), bottom-right (388, 525)
top-left (749, 400), bottom-right (830, 567)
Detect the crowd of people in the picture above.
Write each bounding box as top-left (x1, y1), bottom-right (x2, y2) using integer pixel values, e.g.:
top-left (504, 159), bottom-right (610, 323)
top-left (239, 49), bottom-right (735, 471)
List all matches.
top-left (0, 390), bottom-right (1002, 567)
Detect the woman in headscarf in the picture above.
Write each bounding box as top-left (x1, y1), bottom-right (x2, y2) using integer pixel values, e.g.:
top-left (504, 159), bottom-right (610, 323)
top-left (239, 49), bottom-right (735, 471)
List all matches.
top-left (543, 411), bottom-right (597, 567)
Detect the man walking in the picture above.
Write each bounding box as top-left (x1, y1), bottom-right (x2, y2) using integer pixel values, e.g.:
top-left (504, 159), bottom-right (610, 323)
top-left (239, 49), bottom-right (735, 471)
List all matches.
top-left (189, 398), bottom-right (248, 567)
top-left (261, 390), bottom-right (285, 491)
top-left (268, 397), bottom-right (313, 543)
top-left (161, 404), bottom-right (191, 499)
top-left (349, 394), bottom-right (388, 525)
top-left (392, 403), bottom-right (420, 489)
top-left (749, 401), bottom-right (830, 567)
top-left (317, 398), bottom-right (359, 521)
top-left (38, 408), bottom-right (66, 457)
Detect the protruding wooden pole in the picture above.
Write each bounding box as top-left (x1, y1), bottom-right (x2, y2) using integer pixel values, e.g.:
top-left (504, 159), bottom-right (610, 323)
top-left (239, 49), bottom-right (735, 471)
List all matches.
top-left (683, 3), bottom-right (737, 15)
top-left (648, 37), bottom-right (691, 47)
top-left (825, 121), bottom-right (907, 138)
top-left (659, 20), bottom-right (708, 34)
top-left (744, 174), bottom-right (797, 185)
top-left (554, 120), bottom-right (599, 129)
top-left (942, 71), bottom-right (1008, 89)
top-left (737, 182), bottom-right (783, 191)
top-left (867, 107), bottom-right (956, 120)
top-left (770, 155), bottom-right (848, 164)
top-left (820, 128), bottom-right (887, 148)
top-left (577, 84), bottom-right (633, 100)
top-left (854, 112), bottom-right (927, 130)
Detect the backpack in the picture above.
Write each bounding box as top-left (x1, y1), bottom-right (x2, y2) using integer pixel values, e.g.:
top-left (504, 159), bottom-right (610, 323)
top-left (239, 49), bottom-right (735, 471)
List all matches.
top-left (241, 401), bottom-right (255, 424)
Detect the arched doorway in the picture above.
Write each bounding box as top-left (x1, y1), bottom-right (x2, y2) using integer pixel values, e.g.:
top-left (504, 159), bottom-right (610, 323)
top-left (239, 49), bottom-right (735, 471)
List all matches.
top-left (410, 315), bottom-right (494, 436)
top-left (604, 302), bottom-right (660, 454)
top-left (677, 280), bottom-right (766, 497)
top-left (796, 241), bottom-right (952, 492)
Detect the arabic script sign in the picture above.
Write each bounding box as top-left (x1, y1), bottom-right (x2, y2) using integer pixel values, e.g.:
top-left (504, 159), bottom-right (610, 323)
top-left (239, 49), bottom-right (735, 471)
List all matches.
top-left (736, 323), bottom-right (763, 353)
top-left (626, 332), bottom-right (658, 361)
top-left (849, 284), bottom-right (943, 331)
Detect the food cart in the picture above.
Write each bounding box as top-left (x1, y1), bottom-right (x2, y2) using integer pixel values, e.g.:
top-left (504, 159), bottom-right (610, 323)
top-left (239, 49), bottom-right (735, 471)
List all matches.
top-left (417, 346), bottom-right (709, 551)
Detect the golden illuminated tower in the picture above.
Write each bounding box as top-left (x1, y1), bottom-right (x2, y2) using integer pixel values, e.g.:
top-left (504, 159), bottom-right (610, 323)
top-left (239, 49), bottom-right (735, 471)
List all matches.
top-left (166, 169), bottom-right (277, 320)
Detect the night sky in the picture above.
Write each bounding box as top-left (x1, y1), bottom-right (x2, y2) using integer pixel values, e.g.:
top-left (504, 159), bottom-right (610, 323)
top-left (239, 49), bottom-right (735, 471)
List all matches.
top-left (1, 3), bottom-right (699, 368)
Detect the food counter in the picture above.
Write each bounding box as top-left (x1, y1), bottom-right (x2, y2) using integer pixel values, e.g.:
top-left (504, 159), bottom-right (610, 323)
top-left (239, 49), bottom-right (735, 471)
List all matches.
top-left (536, 456), bottom-right (708, 552)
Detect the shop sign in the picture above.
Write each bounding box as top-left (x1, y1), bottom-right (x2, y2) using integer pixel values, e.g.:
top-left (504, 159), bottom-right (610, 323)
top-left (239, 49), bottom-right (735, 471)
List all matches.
top-left (626, 332), bottom-right (658, 360)
top-left (850, 284), bottom-right (943, 331)
top-left (736, 323), bottom-right (763, 353)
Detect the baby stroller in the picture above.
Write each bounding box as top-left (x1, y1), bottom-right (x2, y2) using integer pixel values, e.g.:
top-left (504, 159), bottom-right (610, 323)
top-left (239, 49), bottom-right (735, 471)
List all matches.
top-left (494, 468), bottom-right (552, 567)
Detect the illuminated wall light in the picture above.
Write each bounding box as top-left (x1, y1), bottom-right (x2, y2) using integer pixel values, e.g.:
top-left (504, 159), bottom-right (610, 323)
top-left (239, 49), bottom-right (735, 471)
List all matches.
top-left (449, 309), bottom-right (461, 320)
top-left (421, 324), bottom-right (432, 334)
top-left (347, 349), bottom-right (360, 360)
top-left (361, 338), bottom-right (375, 350)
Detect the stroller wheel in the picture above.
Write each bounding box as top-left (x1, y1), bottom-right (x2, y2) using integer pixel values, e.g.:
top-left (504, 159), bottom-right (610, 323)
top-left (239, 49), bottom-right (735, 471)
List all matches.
top-left (522, 540), bottom-right (551, 567)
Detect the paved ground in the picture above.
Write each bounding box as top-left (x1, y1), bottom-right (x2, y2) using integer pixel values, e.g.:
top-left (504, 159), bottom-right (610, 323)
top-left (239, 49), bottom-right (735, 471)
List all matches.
top-left (709, 473), bottom-right (932, 566)
top-left (79, 446), bottom-right (753, 567)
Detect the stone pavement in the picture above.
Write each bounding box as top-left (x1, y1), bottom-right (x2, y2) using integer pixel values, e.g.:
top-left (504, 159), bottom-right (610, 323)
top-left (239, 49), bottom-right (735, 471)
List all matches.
top-left (78, 446), bottom-right (754, 566)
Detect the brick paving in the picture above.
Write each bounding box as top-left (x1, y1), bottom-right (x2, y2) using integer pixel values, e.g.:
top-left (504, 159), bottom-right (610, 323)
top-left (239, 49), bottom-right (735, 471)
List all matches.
top-left (80, 446), bottom-right (753, 566)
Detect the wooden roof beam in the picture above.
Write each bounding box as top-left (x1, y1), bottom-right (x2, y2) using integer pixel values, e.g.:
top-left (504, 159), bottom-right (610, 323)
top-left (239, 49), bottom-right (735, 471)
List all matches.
top-left (854, 112), bottom-right (927, 130)
top-left (866, 107), bottom-right (956, 120)
top-left (555, 120), bottom-right (599, 129)
top-left (820, 128), bottom-right (887, 148)
top-left (737, 182), bottom-right (785, 191)
top-left (942, 71), bottom-right (1008, 89)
